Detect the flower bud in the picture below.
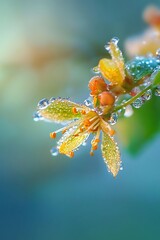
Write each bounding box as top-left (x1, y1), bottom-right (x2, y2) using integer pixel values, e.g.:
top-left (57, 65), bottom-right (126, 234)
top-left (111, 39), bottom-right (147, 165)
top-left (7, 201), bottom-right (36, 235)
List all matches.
top-left (88, 76), bottom-right (108, 95)
top-left (98, 91), bottom-right (115, 106)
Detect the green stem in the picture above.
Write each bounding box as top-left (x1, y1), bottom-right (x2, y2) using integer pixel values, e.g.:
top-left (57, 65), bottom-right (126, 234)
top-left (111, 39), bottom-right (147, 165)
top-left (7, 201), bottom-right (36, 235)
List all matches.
top-left (113, 84), bottom-right (152, 112)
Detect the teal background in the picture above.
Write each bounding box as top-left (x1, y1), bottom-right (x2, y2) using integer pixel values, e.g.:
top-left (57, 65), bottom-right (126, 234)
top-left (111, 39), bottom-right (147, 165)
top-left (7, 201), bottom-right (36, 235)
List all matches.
top-left (1, 0), bottom-right (160, 239)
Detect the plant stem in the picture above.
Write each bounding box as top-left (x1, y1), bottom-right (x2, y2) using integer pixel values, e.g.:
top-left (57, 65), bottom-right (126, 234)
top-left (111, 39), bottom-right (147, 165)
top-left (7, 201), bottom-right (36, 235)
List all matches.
top-left (113, 84), bottom-right (152, 112)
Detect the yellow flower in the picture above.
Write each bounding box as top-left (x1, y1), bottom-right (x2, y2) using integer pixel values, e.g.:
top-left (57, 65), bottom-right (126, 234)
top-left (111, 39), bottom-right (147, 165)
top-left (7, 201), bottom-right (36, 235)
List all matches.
top-left (38, 98), bottom-right (121, 177)
top-left (98, 37), bottom-right (125, 85)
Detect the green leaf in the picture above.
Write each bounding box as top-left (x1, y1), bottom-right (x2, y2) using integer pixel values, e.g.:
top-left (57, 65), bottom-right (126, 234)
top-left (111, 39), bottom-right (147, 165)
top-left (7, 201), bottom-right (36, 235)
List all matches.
top-left (116, 96), bottom-right (160, 154)
top-left (152, 70), bottom-right (160, 87)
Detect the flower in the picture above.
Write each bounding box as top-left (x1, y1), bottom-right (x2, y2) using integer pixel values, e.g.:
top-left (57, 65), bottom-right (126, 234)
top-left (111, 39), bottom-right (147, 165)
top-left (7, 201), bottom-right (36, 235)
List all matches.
top-left (36, 97), bottom-right (121, 177)
top-left (125, 5), bottom-right (160, 58)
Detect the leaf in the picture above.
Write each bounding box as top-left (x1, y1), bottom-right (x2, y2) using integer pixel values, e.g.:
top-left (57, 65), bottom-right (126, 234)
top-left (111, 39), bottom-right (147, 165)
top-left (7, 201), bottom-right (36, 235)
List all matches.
top-left (152, 70), bottom-right (160, 87)
top-left (101, 132), bottom-right (121, 177)
top-left (39, 99), bottom-right (88, 122)
top-left (116, 95), bottom-right (160, 154)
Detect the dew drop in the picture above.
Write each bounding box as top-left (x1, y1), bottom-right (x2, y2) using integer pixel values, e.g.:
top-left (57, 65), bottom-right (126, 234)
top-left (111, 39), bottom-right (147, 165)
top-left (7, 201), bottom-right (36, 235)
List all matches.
top-left (92, 66), bottom-right (100, 74)
top-left (108, 113), bottom-right (118, 125)
top-left (50, 147), bottom-right (59, 157)
top-left (124, 105), bottom-right (134, 117)
top-left (156, 48), bottom-right (160, 58)
top-left (84, 98), bottom-right (92, 106)
top-left (120, 166), bottom-right (123, 171)
top-left (96, 107), bottom-right (103, 115)
top-left (142, 89), bottom-right (152, 101)
top-left (33, 112), bottom-right (43, 121)
top-left (37, 98), bottom-right (49, 110)
top-left (104, 43), bottom-right (110, 51)
top-left (111, 37), bottom-right (119, 45)
top-left (132, 98), bottom-right (143, 108)
top-left (155, 86), bottom-right (160, 96)
top-left (49, 97), bottom-right (56, 103)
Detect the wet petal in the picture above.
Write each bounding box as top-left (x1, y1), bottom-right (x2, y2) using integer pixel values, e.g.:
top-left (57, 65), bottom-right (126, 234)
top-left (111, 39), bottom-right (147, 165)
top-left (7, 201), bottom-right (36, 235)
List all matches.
top-left (99, 39), bottom-right (125, 85)
top-left (101, 132), bottom-right (121, 177)
top-left (39, 99), bottom-right (88, 122)
top-left (58, 126), bottom-right (89, 156)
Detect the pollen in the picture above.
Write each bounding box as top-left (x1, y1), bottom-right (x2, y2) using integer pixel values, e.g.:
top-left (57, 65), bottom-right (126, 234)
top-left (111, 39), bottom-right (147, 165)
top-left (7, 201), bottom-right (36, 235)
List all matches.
top-left (50, 132), bottom-right (56, 139)
top-left (72, 107), bottom-right (78, 114)
top-left (69, 151), bottom-right (74, 158)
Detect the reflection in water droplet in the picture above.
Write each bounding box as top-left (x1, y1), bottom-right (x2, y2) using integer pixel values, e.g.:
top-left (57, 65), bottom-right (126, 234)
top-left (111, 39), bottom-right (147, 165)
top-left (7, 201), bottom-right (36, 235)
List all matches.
top-left (108, 113), bottom-right (118, 125)
top-left (37, 98), bottom-right (49, 110)
top-left (155, 86), bottom-right (160, 96)
top-left (124, 105), bottom-right (134, 117)
top-left (49, 97), bottom-right (56, 103)
top-left (156, 48), bottom-right (160, 58)
top-left (111, 37), bottom-right (119, 45)
top-left (92, 66), bottom-right (100, 74)
top-left (142, 89), bottom-right (152, 101)
top-left (84, 98), bottom-right (92, 106)
top-left (50, 147), bottom-right (59, 156)
top-left (132, 98), bottom-right (143, 109)
top-left (33, 112), bottom-right (43, 121)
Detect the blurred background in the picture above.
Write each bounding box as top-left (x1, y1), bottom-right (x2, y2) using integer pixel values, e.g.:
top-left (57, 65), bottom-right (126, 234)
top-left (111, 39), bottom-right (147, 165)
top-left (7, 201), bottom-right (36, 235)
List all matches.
top-left (1, 0), bottom-right (160, 239)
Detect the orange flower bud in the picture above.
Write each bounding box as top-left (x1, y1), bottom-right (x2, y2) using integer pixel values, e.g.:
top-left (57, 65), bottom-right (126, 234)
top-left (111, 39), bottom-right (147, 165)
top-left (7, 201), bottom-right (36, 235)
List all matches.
top-left (88, 76), bottom-right (108, 95)
top-left (98, 91), bottom-right (115, 106)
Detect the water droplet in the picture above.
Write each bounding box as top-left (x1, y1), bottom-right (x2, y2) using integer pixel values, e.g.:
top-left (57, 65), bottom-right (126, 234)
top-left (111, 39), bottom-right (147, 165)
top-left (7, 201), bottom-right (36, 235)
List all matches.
top-left (142, 89), bottom-right (152, 101)
top-left (96, 107), bottom-right (103, 115)
top-left (156, 48), bottom-right (160, 58)
top-left (124, 105), bottom-right (134, 117)
top-left (33, 112), bottom-right (43, 121)
top-left (155, 86), bottom-right (160, 96)
top-left (104, 43), bottom-right (110, 51)
top-left (49, 97), bottom-right (56, 103)
top-left (37, 98), bottom-right (49, 110)
top-left (84, 98), bottom-right (92, 106)
top-left (111, 37), bottom-right (119, 45)
top-left (108, 113), bottom-right (118, 125)
top-left (50, 147), bottom-right (59, 156)
top-left (82, 141), bottom-right (87, 146)
top-left (132, 98), bottom-right (143, 108)
top-left (120, 166), bottom-right (123, 171)
top-left (92, 66), bottom-right (100, 74)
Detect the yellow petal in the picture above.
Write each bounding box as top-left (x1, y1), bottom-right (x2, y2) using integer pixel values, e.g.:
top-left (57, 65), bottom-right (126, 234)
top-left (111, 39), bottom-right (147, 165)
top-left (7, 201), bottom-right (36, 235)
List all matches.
top-left (101, 132), bottom-right (121, 177)
top-left (39, 99), bottom-right (88, 122)
top-left (99, 39), bottom-right (125, 85)
top-left (58, 126), bottom-right (89, 156)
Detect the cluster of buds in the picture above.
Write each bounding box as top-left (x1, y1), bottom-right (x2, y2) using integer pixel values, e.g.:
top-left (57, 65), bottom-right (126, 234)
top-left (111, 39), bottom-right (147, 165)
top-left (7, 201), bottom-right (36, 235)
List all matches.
top-left (34, 37), bottom-right (160, 177)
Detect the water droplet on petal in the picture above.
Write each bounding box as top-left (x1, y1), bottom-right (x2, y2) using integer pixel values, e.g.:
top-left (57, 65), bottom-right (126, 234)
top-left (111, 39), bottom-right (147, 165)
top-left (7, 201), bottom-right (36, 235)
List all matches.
top-left (132, 98), bottom-right (143, 108)
top-left (37, 98), bottom-right (49, 110)
top-left (84, 98), bottom-right (92, 106)
top-left (104, 43), bottom-right (110, 51)
top-left (95, 107), bottom-right (103, 115)
top-left (49, 97), bottom-right (56, 103)
top-left (120, 166), bottom-right (123, 171)
top-left (155, 86), bottom-right (160, 96)
top-left (33, 112), bottom-right (43, 121)
top-left (50, 147), bottom-right (59, 156)
top-left (92, 66), bottom-right (100, 74)
top-left (108, 113), bottom-right (118, 125)
top-left (111, 37), bottom-right (119, 45)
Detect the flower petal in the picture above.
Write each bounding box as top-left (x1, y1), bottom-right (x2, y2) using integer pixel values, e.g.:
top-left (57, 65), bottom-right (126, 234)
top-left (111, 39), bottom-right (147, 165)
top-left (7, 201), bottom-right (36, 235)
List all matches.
top-left (39, 99), bottom-right (88, 122)
top-left (99, 39), bottom-right (125, 85)
top-left (58, 126), bottom-right (89, 156)
top-left (101, 132), bottom-right (121, 177)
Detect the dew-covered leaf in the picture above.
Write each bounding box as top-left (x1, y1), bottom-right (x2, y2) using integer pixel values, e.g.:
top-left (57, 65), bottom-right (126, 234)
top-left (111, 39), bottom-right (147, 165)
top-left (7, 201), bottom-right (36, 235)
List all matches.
top-left (101, 132), bottom-right (121, 177)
